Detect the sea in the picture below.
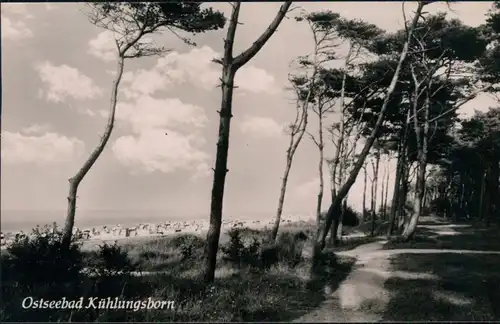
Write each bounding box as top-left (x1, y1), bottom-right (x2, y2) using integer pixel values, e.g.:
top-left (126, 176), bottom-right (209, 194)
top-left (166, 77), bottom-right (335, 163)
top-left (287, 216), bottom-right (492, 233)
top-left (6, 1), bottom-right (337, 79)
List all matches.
top-left (1, 210), bottom-right (202, 233)
top-left (0, 210), bottom-right (314, 233)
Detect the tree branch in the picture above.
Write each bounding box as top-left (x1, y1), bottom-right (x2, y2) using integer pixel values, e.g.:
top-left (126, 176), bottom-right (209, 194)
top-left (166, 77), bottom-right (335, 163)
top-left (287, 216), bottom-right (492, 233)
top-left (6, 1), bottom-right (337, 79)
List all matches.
top-left (232, 1), bottom-right (292, 70)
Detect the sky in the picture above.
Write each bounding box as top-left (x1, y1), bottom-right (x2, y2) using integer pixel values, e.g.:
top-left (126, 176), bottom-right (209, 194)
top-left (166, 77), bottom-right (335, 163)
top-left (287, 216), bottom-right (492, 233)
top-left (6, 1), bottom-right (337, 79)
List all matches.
top-left (1, 2), bottom-right (497, 225)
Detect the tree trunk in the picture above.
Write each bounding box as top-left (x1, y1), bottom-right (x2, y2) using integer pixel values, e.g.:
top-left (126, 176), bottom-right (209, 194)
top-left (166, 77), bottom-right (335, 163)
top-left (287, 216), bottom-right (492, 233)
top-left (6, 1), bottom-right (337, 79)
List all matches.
top-left (371, 150), bottom-right (380, 236)
top-left (402, 158), bottom-right (426, 240)
top-left (204, 66), bottom-right (236, 283)
top-left (422, 187), bottom-right (428, 211)
top-left (402, 93), bottom-right (430, 240)
top-left (478, 168), bottom-right (486, 221)
top-left (337, 198), bottom-right (347, 240)
top-left (314, 3), bottom-right (425, 255)
top-left (398, 161), bottom-right (410, 230)
top-left (383, 158), bottom-right (390, 220)
top-left (272, 159), bottom-right (293, 240)
top-left (315, 105), bottom-right (325, 234)
top-left (381, 160), bottom-right (386, 220)
top-left (388, 126), bottom-right (408, 236)
top-left (204, 1), bottom-right (292, 283)
top-left (489, 161), bottom-right (500, 224)
top-left (363, 162), bottom-right (368, 222)
top-left (370, 158), bottom-right (376, 219)
top-left (271, 79), bottom-right (311, 242)
top-left (62, 56), bottom-right (125, 249)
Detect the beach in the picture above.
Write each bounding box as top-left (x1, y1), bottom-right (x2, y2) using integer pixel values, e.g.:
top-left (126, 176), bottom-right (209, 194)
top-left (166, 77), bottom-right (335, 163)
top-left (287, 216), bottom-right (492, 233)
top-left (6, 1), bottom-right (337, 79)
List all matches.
top-left (1, 214), bottom-right (314, 251)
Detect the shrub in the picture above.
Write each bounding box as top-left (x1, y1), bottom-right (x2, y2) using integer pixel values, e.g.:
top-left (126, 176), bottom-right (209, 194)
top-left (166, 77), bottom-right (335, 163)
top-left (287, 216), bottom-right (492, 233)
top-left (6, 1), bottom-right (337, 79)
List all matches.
top-left (1, 225), bottom-right (86, 322)
top-left (275, 230), bottom-right (309, 267)
top-left (2, 225), bottom-right (84, 289)
top-left (259, 244), bottom-right (278, 268)
top-left (88, 242), bottom-right (136, 277)
top-left (169, 234), bottom-right (205, 250)
top-left (221, 229), bottom-right (261, 267)
top-left (342, 205), bottom-right (361, 227)
top-left (175, 235), bottom-right (205, 261)
top-left (319, 204), bottom-right (361, 227)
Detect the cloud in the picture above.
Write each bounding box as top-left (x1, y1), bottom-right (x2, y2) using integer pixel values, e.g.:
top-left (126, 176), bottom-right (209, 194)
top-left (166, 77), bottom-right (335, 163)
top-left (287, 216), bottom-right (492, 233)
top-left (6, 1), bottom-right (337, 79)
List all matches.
top-left (116, 96), bottom-right (208, 134)
top-left (236, 66), bottom-right (281, 94)
top-left (1, 17), bottom-right (33, 41)
top-left (1, 130), bottom-right (85, 164)
top-left (191, 162), bottom-right (212, 181)
top-left (1, 4), bottom-right (34, 41)
top-left (2, 4), bottom-right (33, 17)
top-left (120, 46), bottom-right (279, 94)
top-left (0, 3), bottom-right (33, 41)
top-left (88, 31), bottom-right (117, 62)
top-left (112, 129), bottom-right (209, 175)
top-left (239, 115), bottom-right (284, 138)
top-left (120, 69), bottom-right (171, 99)
top-left (155, 46), bottom-right (220, 90)
top-left (88, 31), bottom-right (155, 63)
top-left (21, 124), bottom-right (52, 135)
top-left (35, 62), bottom-right (102, 102)
top-left (112, 95), bottom-right (209, 176)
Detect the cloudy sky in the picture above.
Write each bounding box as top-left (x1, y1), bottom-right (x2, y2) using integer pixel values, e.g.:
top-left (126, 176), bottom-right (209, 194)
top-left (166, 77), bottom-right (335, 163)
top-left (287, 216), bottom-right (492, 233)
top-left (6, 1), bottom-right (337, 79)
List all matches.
top-left (1, 2), bottom-right (497, 225)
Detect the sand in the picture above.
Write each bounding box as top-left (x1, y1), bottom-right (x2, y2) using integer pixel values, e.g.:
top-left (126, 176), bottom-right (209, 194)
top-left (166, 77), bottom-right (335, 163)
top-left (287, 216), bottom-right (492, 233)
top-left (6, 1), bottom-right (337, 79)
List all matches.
top-left (77, 215), bottom-right (312, 251)
top-left (1, 214), bottom-right (315, 251)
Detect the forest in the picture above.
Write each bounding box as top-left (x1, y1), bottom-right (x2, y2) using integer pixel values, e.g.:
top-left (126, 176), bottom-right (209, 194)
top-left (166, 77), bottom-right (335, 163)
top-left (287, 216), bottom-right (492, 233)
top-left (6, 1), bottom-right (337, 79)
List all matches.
top-left (1, 1), bottom-right (500, 322)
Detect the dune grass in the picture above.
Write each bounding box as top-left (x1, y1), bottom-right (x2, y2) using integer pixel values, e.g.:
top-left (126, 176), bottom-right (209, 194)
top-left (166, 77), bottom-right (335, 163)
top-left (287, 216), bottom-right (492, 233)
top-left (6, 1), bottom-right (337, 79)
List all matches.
top-left (0, 222), bottom-right (367, 322)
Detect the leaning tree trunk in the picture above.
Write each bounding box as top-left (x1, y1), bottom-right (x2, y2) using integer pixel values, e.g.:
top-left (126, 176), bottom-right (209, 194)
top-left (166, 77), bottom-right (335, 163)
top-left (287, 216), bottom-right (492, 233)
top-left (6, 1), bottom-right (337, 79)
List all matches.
top-left (271, 76), bottom-right (312, 242)
top-left (272, 158), bottom-right (293, 240)
top-left (62, 56), bottom-right (125, 249)
top-left (204, 1), bottom-right (292, 283)
top-left (314, 1), bottom-right (426, 257)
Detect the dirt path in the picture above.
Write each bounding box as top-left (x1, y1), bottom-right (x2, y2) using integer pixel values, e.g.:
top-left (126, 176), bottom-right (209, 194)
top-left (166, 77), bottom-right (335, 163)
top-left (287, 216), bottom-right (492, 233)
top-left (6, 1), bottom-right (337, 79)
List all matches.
top-left (295, 239), bottom-right (500, 322)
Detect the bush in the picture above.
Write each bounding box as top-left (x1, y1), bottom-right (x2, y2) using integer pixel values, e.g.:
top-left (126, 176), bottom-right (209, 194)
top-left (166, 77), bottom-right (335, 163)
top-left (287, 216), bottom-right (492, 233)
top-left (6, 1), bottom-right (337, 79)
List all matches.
top-left (342, 205), bottom-right (361, 227)
top-left (174, 235), bottom-right (205, 261)
top-left (221, 229), bottom-right (261, 267)
top-left (169, 234), bottom-right (205, 250)
top-left (1, 225), bottom-right (87, 322)
top-left (319, 204), bottom-right (361, 227)
top-left (88, 242), bottom-right (136, 277)
top-left (2, 225), bottom-right (84, 289)
top-left (275, 231), bottom-right (309, 267)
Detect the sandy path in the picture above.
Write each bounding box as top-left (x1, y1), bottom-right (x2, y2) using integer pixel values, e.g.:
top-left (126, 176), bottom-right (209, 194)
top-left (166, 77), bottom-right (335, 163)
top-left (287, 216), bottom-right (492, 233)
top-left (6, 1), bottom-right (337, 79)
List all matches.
top-left (296, 238), bottom-right (500, 322)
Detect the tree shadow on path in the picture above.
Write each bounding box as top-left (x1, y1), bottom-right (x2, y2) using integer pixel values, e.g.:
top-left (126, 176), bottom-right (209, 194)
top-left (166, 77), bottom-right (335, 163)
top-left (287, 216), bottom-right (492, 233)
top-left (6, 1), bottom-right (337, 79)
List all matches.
top-left (382, 252), bottom-right (500, 321)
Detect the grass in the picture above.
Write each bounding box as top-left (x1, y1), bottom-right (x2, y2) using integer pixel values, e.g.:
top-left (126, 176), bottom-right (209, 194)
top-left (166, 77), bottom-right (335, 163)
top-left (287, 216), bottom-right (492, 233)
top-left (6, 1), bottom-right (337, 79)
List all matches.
top-left (1, 222), bottom-right (366, 322)
top-left (383, 252), bottom-right (500, 321)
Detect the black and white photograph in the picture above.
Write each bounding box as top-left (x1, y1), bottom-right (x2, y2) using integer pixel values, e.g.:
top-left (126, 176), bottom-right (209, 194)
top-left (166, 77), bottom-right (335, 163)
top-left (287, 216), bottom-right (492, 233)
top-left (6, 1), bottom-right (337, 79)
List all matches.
top-left (1, 1), bottom-right (500, 322)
